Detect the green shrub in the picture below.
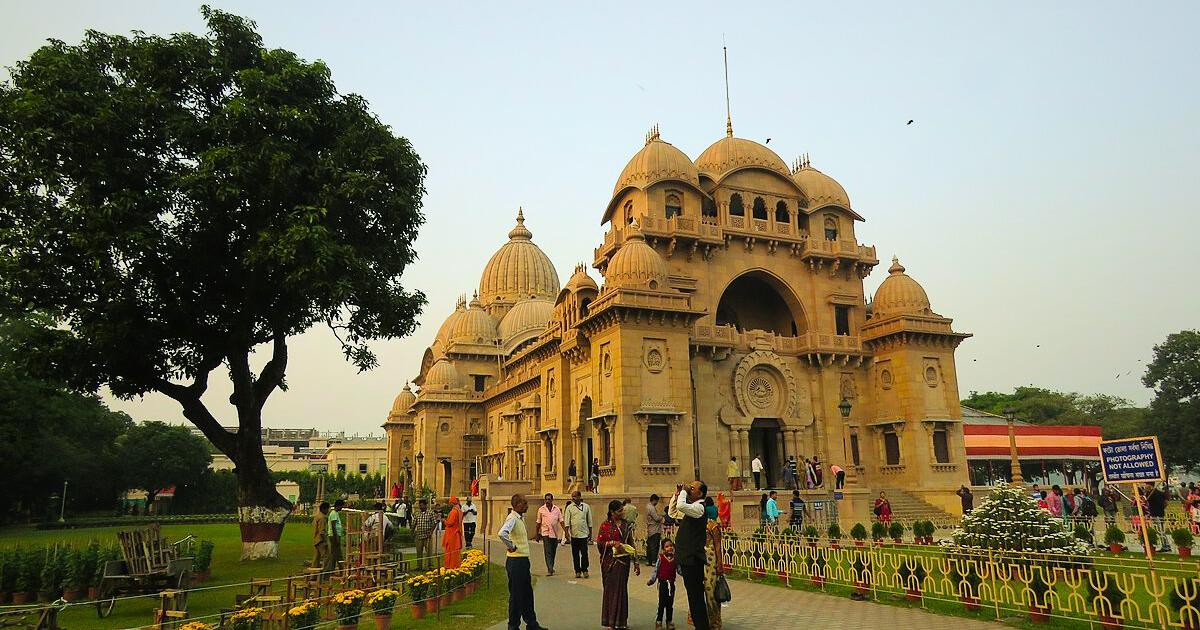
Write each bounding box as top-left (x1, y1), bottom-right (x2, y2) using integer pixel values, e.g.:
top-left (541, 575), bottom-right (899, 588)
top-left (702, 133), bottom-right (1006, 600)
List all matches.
top-left (911, 521), bottom-right (926, 538)
top-left (950, 563), bottom-right (983, 598)
top-left (1146, 527), bottom-right (1160, 548)
top-left (1173, 528), bottom-right (1195, 549)
top-left (38, 549), bottom-right (60, 596)
top-left (195, 540), bottom-right (215, 572)
top-left (60, 548), bottom-right (81, 591)
top-left (0, 549), bottom-right (20, 593)
top-left (898, 558), bottom-right (927, 589)
top-left (1104, 525), bottom-right (1125, 545)
top-left (889, 522), bottom-right (905, 540)
top-left (802, 525), bottom-right (819, 542)
top-left (871, 522), bottom-right (887, 541)
top-left (827, 522), bottom-right (842, 540)
top-left (1073, 524), bottom-right (1093, 543)
top-left (850, 523), bottom-right (868, 541)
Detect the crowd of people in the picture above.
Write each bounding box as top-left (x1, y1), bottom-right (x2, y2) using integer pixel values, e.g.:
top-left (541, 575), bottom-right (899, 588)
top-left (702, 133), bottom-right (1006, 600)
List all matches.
top-left (728, 453), bottom-right (847, 492)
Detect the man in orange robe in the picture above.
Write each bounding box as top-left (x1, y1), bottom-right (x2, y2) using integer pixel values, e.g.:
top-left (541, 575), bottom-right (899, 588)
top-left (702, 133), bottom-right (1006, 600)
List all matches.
top-left (442, 496), bottom-right (464, 569)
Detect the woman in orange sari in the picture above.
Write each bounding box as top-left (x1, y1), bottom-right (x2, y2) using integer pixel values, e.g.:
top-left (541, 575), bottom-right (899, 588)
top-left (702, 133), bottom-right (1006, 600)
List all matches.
top-left (442, 496), bottom-right (464, 569)
top-left (716, 492), bottom-right (732, 530)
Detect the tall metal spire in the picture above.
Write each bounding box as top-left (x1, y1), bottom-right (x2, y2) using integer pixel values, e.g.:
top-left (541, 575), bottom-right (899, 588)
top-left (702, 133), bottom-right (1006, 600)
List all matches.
top-left (723, 39), bottom-right (733, 137)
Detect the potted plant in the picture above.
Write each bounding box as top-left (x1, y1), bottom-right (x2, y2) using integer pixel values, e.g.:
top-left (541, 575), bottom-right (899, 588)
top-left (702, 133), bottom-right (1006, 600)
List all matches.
top-left (803, 525), bottom-right (820, 547)
top-left (1175, 529), bottom-right (1195, 558)
top-left (0, 550), bottom-right (14, 604)
top-left (37, 548), bottom-right (61, 602)
top-left (332, 589), bottom-right (365, 629)
top-left (1105, 525), bottom-right (1126, 553)
top-left (889, 522), bottom-right (905, 544)
top-left (871, 522), bottom-right (887, 546)
top-left (922, 521), bottom-right (936, 544)
top-left (1026, 570), bottom-right (1052, 622)
top-left (81, 542), bottom-right (100, 599)
top-left (1073, 524), bottom-right (1094, 545)
top-left (1146, 527), bottom-right (1160, 550)
top-left (13, 548), bottom-right (35, 605)
top-left (229, 606), bottom-right (264, 630)
top-left (950, 564), bottom-right (983, 611)
top-left (850, 523), bottom-right (868, 547)
top-left (898, 558), bottom-right (927, 601)
top-left (1170, 583), bottom-right (1199, 630)
top-left (910, 521), bottom-right (925, 544)
top-left (1088, 580), bottom-right (1127, 630)
top-left (367, 587), bottom-right (399, 629)
top-left (194, 540), bottom-right (214, 582)
top-left (180, 622), bottom-right (215, 630)
top-left (287, 600), bottom-right (320, 629)
top-left (60, 548), bottom-right (81, 602)
top-left (827, 523), bottom-right (843, 548)
top-left (406, 573), bottom-right (434, 615)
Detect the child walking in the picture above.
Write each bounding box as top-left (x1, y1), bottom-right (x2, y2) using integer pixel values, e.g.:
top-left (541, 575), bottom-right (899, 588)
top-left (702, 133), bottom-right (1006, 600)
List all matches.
top-left (646, 539), bottom-right (677, 630)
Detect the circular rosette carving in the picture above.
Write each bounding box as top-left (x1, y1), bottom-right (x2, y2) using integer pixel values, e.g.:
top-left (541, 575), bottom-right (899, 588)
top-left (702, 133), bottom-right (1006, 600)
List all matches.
top-left (733, 350), bottom-right (806, 424)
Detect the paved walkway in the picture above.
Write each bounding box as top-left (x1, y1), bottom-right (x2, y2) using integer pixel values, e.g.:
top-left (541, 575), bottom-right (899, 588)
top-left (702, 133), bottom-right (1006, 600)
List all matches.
top-left (481, 538), bottom-right (1007, 630)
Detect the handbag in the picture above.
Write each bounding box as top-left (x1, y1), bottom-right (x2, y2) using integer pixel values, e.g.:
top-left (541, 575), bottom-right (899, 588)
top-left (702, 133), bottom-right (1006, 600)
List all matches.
top-left (715, 574), bottom-right (732, 603)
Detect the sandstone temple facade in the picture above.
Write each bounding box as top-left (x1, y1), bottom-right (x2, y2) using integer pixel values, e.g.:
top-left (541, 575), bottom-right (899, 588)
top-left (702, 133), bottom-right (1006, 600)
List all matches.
top-left (384, 124), bottom-right (972, 515)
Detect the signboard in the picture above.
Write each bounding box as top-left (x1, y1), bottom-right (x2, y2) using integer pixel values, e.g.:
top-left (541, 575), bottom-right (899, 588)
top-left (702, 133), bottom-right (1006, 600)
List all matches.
top-left (1098, 436), bottom-right (1165, 483)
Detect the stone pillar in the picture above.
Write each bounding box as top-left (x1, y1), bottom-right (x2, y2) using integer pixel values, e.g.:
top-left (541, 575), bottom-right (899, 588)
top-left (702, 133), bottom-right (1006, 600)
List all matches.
top-left (739, 429), bottom-right (751, 475)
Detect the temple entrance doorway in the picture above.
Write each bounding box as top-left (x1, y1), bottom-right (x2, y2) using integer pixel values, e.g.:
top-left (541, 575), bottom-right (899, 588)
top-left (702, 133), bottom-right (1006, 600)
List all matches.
top-left (441, 459), bottom-right (452, 496)
top-left (749, 418), bottom-right (783, 488)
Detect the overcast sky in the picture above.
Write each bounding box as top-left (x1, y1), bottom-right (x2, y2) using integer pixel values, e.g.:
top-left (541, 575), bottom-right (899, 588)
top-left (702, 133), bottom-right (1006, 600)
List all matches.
top-left (3, 2), bottom-right (1197, 435)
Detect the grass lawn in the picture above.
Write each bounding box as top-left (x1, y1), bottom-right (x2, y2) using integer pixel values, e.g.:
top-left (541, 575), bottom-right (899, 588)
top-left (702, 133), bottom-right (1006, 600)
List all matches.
top-left (0, 522), bottom-right (509, 630)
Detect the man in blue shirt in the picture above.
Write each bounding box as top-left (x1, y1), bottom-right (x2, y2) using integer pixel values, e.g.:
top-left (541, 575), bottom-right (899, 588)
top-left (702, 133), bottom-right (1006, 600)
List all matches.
top-left (765, 491), bottom-right (781, 529)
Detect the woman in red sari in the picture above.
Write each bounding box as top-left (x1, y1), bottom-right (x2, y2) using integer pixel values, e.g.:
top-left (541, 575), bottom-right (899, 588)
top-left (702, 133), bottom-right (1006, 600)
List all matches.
top-left (598, 499), bottom-right (639, 630)
top-left (716, 492), bottom-right (732, 530)
top-left (442, 496), bottom-right (464, 569)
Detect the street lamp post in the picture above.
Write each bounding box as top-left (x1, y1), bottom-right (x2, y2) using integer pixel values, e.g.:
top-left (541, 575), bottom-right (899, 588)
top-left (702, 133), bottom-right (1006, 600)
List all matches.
top-left (838, 398), bottom-right (857, 488)
top-left (415, 451), bottom-right (424, 491)
top-left (1004, 406), bottom-right (1024, 486)
top-left (402, 456), bottom-right (411, 491)
top-left (59, 481), bottom-right (68, 523)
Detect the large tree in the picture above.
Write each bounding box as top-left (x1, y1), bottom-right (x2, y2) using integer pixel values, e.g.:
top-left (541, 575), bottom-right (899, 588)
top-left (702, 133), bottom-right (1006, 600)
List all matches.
top-left (1143, 331), bottom-right (1200, 471)
top-left (0, 8), bottom-right (426, 557)
top-left (118, 421), bottom-right (213, 504)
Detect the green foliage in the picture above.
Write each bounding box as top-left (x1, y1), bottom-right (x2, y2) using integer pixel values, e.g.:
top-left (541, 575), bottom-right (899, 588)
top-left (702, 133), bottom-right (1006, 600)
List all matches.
top-left (871, 522), bottom-right (887, 540)
top-left (1145, 526), bottom-right (1159, 548)
top-left (0, 548), bottom-right (19, 592)
top-left (802, 525), bottom-right (819, 541)
top-left (1073, 524), bottom-right (1093, 543)
top-left (888, 521), bottom-right (905, 540)
top-left (195, 540), bottom-right (215, 572)
top-left (0, 6), bottom-right (427, 510)
top-left (950, 563), bottom-right (982, 598)
top-left (949, 482), bottom-right (1088, 554)
top-left (1173, 528), bottom-right (1195, 548)
top-left (118, 421), bottom-right (212, 502)
top-left (826, 522), bottom-right (841, 540)
top-left (173, 469), bottom-right (239, 513)
top-left (1104, 525), bottom-right (1125, 545)
top-left (850, 523), bottom-right (867, 540)
top-left (1143, 331), bottom-right (1200, 471)
top-left (1086, 579), bottom-right (1127, 616)
top-left (911, 521), bottom-right (925, 538)
top-left (38, 548), bottom-right (61, 596)
top-left (272, 469), bottom-right (387, 504)
top-left (962, 386), bottom-right (1150, 441)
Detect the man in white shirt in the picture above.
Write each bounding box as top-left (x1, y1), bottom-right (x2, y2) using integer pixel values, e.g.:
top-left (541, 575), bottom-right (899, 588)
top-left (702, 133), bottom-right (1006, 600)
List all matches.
top-left (498, 494), bottom-right (548, 630)
top-left (669, 481), bottom-right (711, 630)
top-left (463, 497), bottom-right (478, 548)
top-left (563, 490), bottom-right (593, 578)
top-left (394, 500), bottom-right (408, 528)
top-left (751, 454), bottom-right (764, 490)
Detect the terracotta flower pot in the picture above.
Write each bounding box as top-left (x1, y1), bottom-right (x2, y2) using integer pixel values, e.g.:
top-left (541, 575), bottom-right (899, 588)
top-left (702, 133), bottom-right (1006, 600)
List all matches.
top-left (466, 581), bottom-right (477, 595)
top-left (87, 587), bottom-right (98, 600)
top-left (11, 592), bottom-right (31, 605)
top-left (410, 604), bottom-right (425, 620)
top-left (439, 592), bottom-right (452, 608)
top-left (751, 568), bottom-right (766, 578)
top-left (1029, 604), bottom-right (1050, 623)
top-left (1099, 614), bottom-right (1121, 630)
top-left (892, 538), bottom-right (903, 544)
top-left (905, 588), bottom-right (922, 602)
top-left (1109, 543), bottom-right (1123, 553)
top-left (961, 595), bottom-right (980, 611)
top-left (337, 624), bottom-right (356, 630)
top-left (451, 588), bottom-right (465, 602)
top-left (854, 581), bottom-right (869, 596)
top-left (62, 589), bottom-right (81, 602)
top-left (0, 592), bottom-right (9, 604)
top-left (854, 540), bottom-right (865, 547)
top-left (374, 613), bottom-right (393, 629)
top-left (831, 542), bottom-right (840, 549)
top-left (424, 598), bottom-right (439, 614)
top-left (1181, 547), bottom-right (1193, 558)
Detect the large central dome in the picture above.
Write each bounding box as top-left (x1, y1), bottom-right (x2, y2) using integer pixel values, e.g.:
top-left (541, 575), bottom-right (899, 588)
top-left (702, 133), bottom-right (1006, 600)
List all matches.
top-left (695, 135), bottom-right (790, 181)
top-left (479, 209), bottom-right (561, 309)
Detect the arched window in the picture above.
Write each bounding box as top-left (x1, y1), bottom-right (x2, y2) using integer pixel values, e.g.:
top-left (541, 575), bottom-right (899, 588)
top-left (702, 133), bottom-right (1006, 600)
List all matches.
top-left (752, 197), bottom-right (768, 220)
top-left (624, 200), bottom-right (634, 225)
top-left (665, 193), bottom-right (682, 219)
top-left (824, 216), bottom-right (839, 241)
top-left (729, 193), bottom-right (744, 216)
top-left (775, 201), bottom-right (789, 223)
top-left (798, 213), bottom-right (809, 234)
top-left (701, 197), bottom-right (718, 218)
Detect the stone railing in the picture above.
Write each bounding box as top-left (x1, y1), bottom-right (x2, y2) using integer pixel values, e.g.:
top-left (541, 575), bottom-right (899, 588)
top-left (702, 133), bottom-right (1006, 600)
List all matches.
top-left (691, 325), bottom-right (864, 357)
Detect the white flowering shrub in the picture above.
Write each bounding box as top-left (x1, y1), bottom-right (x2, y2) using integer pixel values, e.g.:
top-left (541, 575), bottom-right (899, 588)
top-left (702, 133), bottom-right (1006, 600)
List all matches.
top-left (947, 483), bottom-right (1090, 554)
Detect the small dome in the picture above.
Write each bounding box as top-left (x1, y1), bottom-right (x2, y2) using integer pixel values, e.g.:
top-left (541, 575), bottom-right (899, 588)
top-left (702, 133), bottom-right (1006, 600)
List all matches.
top-left (872, 257), bottom-right (932, 317)
top-left (612, 128), bottom-right (700, 197)
top-left (423, 358), bottom-right (461, 390)
top-left (793, 164), bottom-right (851, 210)
top-left (604, 221), bottom-right (669, 290)
top-left (479, 209), bottom-right (561, 307)
top-left (695, 135), bottom-right (790, 181)
top-left (565, 264), bottom-right (599, 292)
top-left (499, 297), bottom-right (554, 347)
top-left (449, 295), bottom-right (499, 345)
top-left (433, 296), bottom-right (468, 351)
top-left (391, 383), bottom-right (416, 414)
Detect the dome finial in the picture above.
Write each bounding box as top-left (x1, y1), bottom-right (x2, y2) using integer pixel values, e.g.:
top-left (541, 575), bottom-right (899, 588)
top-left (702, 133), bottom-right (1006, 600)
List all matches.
top-left (723, 42), bottom-right (734, 137)
top-left (626, 218), bottom-right (646, 242)
top-left (889, 256), bottom-right (905, 274)
top-left (508, 207), bottom-right (533, 241)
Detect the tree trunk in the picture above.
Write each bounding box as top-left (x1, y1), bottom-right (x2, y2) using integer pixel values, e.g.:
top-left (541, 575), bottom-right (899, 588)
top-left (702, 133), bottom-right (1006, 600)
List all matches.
top-left (233, 410), bottom-right (292, 560)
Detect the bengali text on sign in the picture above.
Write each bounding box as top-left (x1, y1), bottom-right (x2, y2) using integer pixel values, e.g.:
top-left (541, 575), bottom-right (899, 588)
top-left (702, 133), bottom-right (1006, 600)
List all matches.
top-left (1098, 437), bottom-right (1164, 483)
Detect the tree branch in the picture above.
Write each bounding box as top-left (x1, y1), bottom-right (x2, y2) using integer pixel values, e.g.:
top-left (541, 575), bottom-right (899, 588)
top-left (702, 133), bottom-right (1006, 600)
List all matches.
top-left (252, 333), bottom-right (287, 410)
top-left (154, 375), bottom-right (237, 457)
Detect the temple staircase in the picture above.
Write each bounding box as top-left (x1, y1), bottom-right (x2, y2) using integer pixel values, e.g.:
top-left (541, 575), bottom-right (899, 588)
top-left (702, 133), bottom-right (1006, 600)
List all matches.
top-left (879, 488), bottom-right (958, 528)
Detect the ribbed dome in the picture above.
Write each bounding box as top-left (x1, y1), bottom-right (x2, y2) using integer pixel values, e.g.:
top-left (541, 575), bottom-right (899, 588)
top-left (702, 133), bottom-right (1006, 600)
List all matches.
top-left (423, 358), bottom-right (461, 390)
top-left (499, 298), bottom-right (554, 347)
top-left (565, 264), bottom-right (599, 292)
top-left (391, 383), bottom-right (416, 414)
top-left (479, 209), bottom-right (561, 307)
top-left (612, 129), bottom-right (700, 197)
top-left (695, 135), bottom-right (790, 181)
top-left (873, 257), bottom-right (932, 318)
top-left (433, 296), bottom-right (468, 350)
top-left (605, 221), bottom-right (669, 290)
top-left (793, 165), bottom-right (851, 210)
top-left (449, 295), bottom-right (499, 345)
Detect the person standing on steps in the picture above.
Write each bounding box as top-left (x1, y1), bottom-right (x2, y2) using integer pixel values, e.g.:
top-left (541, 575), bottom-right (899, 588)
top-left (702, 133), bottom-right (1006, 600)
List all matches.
top-left (564, 490), bottom-right (594, 578)
top-left (591, 458), bottom-right (602, 494)
top-left (956, 485), bottom-right (974, 515)
top-left (669, 480), bottom-right (712, 630)
top-left (727, 456), bottom-right (741, 492)
top-left (463, 496), bottom-right (478, 548)
top-left (499, 494), bottom-right (549, 630)
top-left (788, 456), bottom-right (801, 491)
top-left (645, 494), bottom-right (663, 566)
top-left (751, 454), bottom-right (763, 490)
top-left (830, 463), bottom-right (845, 490)
top-left (535, 493), bottom-right (564, 576)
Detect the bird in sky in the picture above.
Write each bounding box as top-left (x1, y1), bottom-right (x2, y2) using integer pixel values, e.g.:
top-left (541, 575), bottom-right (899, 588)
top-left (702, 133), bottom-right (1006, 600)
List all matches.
top-left (907, 120), bottom-right (914, 125)
top-left (765, 138), bottom-right (771, 144)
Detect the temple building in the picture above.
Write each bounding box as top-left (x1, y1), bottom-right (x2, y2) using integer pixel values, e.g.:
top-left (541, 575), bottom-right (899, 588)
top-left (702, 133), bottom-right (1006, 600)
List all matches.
top-left (384, 123), bottom-right (973, 517)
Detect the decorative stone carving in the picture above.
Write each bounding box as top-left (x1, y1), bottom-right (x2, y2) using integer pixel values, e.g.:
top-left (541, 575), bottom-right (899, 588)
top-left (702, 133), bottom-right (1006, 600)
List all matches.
top-left (839, 372), bottom-right (856, 400)
top-left (880, 368), bottom-right (894, 389)
top-left (732, 350), bottom-right (807, 425)
top-left (645, 348), bottom-right (664, 372)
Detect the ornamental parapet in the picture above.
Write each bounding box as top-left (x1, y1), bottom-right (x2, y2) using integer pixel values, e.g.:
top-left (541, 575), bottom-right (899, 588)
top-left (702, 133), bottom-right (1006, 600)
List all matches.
top-left (690, 324), bottom-right (865, 360)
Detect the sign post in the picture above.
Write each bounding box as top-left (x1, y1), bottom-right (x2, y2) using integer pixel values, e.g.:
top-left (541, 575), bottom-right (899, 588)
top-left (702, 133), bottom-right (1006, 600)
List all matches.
top-left (1098, 436), bottom-right (1165, 578)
